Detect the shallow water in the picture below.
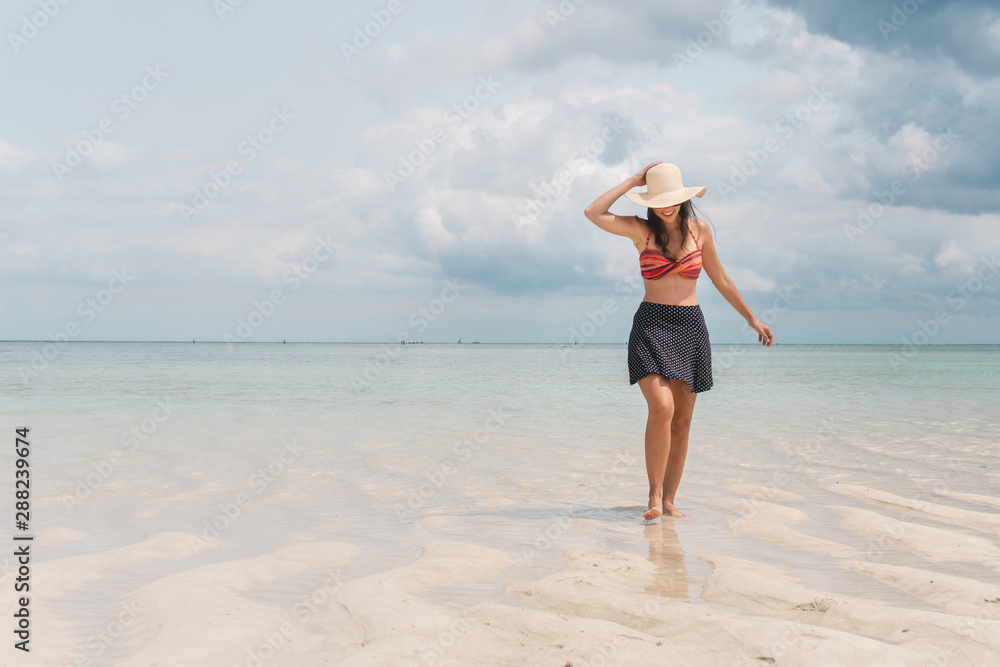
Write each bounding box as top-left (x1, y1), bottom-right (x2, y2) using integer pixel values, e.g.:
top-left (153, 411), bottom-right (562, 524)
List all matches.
top-left (3, 342), bottom-right (999, 641)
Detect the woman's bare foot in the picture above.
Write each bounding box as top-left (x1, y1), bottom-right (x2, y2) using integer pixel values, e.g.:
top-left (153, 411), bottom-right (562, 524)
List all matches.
top-left (643, 494), bottom-right (663, 521)
top-left (662, 500), bottom-right (689, 519)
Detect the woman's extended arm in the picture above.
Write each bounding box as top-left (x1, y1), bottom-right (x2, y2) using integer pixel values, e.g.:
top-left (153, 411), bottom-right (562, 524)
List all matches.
top-left (584, 162), bottom-right (662, 240)
top-left (696, 219), bottom-right (774, 346)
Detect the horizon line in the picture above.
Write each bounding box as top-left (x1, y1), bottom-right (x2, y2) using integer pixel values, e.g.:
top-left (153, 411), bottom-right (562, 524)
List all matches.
top-left (1, 340), bottom-right (997, 346)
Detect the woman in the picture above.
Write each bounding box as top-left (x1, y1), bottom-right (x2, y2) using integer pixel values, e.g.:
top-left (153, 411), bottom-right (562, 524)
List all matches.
top-left (584, 162), bottom-right (773, 521)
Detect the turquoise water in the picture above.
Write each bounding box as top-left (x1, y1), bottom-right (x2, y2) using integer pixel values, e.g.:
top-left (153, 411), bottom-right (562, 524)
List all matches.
top-left (1, 342), bottom-right (999, 630)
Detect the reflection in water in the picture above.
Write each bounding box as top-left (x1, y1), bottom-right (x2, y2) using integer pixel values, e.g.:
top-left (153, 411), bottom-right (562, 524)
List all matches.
top-left (643, 521), bottom-right (689, 598)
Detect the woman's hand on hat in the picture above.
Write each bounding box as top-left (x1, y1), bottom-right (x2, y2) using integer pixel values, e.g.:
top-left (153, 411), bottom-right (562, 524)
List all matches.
top-left (631, 162), bottom-right (664, 188)
top-left (747, 317), bottom-right (773, 347)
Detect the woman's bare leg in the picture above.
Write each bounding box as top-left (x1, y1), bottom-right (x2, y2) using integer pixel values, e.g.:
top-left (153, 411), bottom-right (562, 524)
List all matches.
top-left (662, 379), bottom-right (697, 518)
top-left (637, 373), bottom-right (675, 520)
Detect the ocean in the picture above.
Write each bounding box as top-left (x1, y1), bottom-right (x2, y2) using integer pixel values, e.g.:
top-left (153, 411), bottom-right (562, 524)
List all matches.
top-left (2, 341), bottom-right (999, 663)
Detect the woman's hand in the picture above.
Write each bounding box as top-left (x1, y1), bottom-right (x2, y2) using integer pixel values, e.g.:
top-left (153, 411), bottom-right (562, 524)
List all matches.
top-left (747, 317), bottom-right (774, 347)
top-left (631, 161), bottom-right (663, 188)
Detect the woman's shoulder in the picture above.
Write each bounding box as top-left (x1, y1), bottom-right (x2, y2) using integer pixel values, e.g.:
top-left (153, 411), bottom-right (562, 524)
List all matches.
top-left (688, 218), bottom-right (709, 246)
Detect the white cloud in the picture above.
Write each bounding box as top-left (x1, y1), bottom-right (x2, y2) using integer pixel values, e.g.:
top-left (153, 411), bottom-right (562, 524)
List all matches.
top-left (897, 253), bottom-right (926, 276)
top-left (885, 123), bottom-right (934, 173)
top-left (2, 0), bottom-right (998, 341)
top-left (934, 239), bottom-right (976, 275)
top-left (415, 193), bottom-right (458, 252)
top-left (89, 141), bottom-right (142, 171)
top-left (162, 149), bottom-right (194, 162)
top-left (0, 141), bottom-right (36, 171)
top-left (734, 68), bottom-right (811, 109)
top-left (727, 267), bottom-right (778, 292)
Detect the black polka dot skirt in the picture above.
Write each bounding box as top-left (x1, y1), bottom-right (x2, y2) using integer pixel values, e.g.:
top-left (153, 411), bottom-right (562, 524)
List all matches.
top-left (628, 302), bottom-right (713, 392)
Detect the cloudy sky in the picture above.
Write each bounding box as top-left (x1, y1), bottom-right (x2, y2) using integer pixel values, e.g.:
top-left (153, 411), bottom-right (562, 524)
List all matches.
top-left (2, 0), bottom-right (998, 344)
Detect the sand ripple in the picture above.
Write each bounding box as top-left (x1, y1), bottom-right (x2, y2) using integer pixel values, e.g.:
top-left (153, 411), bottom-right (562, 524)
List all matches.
top-left (830, 483), bottom-right (1000, 535)
top-left (12, 481), bottom-right (1000, 666)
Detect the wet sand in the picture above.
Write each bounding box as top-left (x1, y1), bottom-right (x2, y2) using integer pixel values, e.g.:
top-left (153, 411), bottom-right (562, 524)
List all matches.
top-left (7, 481), bottom-right (1000, 666)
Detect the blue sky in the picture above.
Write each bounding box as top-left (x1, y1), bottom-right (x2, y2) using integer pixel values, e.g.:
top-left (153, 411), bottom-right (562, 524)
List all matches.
top-left (2, 0), bottom-right (998, 344)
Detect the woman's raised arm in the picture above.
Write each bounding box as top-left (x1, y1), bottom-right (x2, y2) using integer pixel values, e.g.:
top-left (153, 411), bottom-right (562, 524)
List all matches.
top-left (584, 162), bottom-right (662, 240)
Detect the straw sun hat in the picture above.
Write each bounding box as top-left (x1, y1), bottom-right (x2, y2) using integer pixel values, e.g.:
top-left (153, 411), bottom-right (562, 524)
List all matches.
top-left (624, 163), bottom-right (706, 208)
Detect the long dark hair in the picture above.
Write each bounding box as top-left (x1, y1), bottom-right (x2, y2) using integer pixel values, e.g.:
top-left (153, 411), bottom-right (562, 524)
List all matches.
top-left (645, 200), bottom-right (699, 260)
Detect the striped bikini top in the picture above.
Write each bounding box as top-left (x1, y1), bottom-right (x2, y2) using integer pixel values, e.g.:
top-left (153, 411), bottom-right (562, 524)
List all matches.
top-left (639, 231), bottom-right (702, 280)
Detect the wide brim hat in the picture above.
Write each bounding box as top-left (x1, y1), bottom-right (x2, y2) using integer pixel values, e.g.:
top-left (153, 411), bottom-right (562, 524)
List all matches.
top-left (624, 163), bottom-right (706, 208)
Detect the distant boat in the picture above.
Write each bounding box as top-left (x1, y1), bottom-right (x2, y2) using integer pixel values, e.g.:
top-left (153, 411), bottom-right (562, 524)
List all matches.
top-left (457, 338), bottom-right (462, 343)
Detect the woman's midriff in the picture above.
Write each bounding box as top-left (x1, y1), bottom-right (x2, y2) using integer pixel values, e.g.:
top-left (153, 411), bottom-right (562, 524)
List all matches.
top-left (642, 276), bottom-right (699, 306)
